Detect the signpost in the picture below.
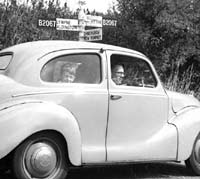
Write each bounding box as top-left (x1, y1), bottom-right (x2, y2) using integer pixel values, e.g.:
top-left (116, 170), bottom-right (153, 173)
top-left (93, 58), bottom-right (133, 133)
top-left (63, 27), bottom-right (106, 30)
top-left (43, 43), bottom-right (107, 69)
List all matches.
top-left (56, 18), bottom-right (80, 31)
top-left (103, 19), bottom-right (117, 27)
top-left (85, 15), bottom-right (102, 28)
top-left (37, 18), bottom-right (56, 29)
top-left (37, 8), bottom-right (117, 41)
top-left (84, 28), bottom-right (102, 41)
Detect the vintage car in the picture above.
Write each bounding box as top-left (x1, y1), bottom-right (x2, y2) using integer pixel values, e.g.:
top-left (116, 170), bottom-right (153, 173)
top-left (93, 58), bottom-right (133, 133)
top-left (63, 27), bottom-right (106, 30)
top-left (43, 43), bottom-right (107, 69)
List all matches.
top-left (0, 40), bottom-right (200, 179)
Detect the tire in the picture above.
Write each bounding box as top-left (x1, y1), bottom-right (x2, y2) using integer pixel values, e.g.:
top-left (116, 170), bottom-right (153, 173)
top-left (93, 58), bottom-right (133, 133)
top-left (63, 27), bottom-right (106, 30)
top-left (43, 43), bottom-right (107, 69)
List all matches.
top-left (13, 132), bottom-right (68, 179)
top-left (185, 133), bottom-right (200, 175)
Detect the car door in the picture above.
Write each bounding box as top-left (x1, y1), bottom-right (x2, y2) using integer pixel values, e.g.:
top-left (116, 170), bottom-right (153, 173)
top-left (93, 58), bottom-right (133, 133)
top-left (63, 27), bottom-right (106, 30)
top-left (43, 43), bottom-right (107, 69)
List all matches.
top-left (106, 51), bottom-right (177, 162)
top-left (39, 49), bottom-right (108, 164)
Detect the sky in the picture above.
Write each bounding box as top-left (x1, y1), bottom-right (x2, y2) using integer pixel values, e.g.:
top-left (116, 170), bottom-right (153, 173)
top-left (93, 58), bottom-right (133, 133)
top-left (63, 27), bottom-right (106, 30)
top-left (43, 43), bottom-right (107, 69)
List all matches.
top-left (62, 0), bottom-right (117, 13)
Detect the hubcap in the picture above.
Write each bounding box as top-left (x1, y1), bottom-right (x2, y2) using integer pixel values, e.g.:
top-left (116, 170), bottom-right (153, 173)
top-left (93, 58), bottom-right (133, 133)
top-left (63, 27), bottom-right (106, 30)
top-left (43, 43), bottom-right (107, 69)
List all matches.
top-left (194, 140), bottom-right (200, 163)
top-left (25, 142), bottom-right (57, 178)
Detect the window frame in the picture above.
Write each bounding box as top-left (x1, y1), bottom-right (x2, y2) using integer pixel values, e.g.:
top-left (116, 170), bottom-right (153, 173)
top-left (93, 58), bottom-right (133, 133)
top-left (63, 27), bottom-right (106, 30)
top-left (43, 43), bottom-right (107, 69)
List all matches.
top-left (108, 52), bottom-right (159, 89)
top-left (0, 52), bottom-right (13, 70)
top-left (40, 52), bottom-right (103, 85)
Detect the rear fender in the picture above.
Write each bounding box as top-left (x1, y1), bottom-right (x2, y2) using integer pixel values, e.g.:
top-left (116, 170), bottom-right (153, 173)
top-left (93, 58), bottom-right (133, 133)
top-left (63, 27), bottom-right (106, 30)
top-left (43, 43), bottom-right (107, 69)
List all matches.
top-left (0, 101), bottom-right (81, 166)
top-left (171, 107), bottom-right (200, 161)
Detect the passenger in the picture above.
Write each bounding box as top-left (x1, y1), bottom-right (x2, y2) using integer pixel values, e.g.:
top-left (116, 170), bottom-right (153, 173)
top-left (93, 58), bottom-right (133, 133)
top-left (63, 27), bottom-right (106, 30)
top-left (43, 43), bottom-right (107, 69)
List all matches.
top-left (60, 63), bottom-right (77, 83)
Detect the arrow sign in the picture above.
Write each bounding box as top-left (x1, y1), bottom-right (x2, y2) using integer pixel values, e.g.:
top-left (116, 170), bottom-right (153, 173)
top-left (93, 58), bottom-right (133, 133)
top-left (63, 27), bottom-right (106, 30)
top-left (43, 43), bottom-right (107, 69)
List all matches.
top-left (85, 15), bottom-right (102, 27)
top-left (56, 18), bottom-right (80, 31)
top-left (84, 28), bottom-right (102, 41)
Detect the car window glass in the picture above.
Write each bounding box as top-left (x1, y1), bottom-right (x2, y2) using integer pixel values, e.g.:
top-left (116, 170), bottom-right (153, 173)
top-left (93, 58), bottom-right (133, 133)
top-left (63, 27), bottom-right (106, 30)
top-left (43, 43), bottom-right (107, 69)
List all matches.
top-left (41, 53), bottom-right (101, 84)
top-left (0, 54), bottom-right (12, 70)
top-left (111, 54), bottom-right (157, 88)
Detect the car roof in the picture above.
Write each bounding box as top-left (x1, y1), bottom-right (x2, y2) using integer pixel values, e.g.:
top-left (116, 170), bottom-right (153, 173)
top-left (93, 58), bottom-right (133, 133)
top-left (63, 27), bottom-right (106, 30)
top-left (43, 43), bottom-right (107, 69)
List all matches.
top-left (0, 41), bottom-right (147, 76)
top-left (1, 40), bottom-right (146, 59)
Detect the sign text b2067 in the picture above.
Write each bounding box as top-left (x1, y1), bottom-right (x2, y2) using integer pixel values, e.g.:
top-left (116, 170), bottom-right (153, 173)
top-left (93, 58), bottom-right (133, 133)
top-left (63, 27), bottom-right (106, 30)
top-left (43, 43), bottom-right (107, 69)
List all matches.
top-left (37, 18), bottom-right (56, 28)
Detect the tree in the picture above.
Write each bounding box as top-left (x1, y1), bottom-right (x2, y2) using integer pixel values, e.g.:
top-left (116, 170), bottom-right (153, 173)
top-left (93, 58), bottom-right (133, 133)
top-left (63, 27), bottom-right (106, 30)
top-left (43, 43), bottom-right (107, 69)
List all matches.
top-left (0, 0), bottom-right (79, 49)
top-left (115, 0), bottom-right (200, 94)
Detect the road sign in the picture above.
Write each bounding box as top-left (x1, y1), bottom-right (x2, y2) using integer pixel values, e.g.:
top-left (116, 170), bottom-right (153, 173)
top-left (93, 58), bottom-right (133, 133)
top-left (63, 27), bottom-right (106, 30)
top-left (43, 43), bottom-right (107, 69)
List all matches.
top-left (84, 28), bottom-right (102, 41)
top-left (56, 18), bottom-right (80, 31)
top-left (103, 19), bottom-right (117, 27)
top-left (37, 14), bottom-right (117, 42)
top-left (37, 18), bottom-right (56, 29)
top-left (85, 15), bottom-right (102, 27)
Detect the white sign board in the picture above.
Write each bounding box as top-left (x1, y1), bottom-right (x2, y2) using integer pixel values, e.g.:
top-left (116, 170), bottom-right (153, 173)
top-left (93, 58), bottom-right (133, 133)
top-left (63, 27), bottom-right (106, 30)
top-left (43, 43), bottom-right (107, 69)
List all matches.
top-left (85, 15), bottom-right (102, 27)
top-left (56, 18), bottom-right (80, 31)
top-left (84, 28), bottom-right (102, 41)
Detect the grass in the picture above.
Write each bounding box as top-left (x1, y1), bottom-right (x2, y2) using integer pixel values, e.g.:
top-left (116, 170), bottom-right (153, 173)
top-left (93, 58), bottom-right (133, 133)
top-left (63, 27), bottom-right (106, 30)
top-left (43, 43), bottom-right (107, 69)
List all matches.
top-left (164, 65), bottom-right (200, 100)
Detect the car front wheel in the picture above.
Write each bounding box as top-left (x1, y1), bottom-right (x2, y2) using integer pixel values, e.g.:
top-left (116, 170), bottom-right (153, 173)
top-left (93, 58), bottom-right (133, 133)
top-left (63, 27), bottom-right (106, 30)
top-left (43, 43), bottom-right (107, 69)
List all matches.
top-left (185, 133), bottom-right (200, 175)
top-left (13, 132), bottom-right (68, 179)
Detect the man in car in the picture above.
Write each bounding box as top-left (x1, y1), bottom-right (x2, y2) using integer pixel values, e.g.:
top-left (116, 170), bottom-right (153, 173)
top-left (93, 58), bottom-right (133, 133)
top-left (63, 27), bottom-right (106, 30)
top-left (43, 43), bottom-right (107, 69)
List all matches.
top-left (111, 64), bottom-right (125, 85)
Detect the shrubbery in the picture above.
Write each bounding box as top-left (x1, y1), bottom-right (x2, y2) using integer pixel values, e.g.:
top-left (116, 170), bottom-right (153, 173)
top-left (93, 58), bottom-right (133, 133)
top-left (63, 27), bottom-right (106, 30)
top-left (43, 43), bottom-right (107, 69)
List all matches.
top-left (0, 0), bottom-right (199, 99)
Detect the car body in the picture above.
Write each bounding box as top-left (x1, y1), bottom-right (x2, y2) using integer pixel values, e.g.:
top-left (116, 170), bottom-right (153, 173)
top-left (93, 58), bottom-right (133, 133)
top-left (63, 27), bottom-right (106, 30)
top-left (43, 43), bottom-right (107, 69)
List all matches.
top-left (0, 40), bottom-right (200, 179)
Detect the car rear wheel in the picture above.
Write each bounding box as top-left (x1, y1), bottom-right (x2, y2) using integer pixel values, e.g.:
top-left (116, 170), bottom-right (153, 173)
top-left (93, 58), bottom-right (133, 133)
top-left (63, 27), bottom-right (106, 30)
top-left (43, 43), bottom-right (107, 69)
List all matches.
top-left (13, 132), bottom-right (68, 179)
top-left (185, 133), bottom-right (200, 175)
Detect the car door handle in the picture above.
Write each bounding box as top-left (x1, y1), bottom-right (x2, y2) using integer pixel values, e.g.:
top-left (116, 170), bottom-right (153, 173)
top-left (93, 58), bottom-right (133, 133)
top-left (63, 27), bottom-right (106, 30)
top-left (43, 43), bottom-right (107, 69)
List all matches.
top-left (110, 95), bottom-right (122, 100)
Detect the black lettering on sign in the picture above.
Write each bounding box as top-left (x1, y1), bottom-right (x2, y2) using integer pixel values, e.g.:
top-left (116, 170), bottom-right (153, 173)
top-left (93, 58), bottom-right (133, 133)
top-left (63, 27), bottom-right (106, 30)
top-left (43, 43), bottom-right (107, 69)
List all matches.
top-left (91, 35), bottom-right (101, 40)
top-left (84, 36), bottom-right (90, 41)
top-left (85, 30), bottom-right (100, 36)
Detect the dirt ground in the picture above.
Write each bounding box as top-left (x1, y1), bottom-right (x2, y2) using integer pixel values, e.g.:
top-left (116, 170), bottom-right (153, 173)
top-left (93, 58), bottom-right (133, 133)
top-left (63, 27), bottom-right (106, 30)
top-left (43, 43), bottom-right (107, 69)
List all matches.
top-left (1, 162), bottom-right (200, 179)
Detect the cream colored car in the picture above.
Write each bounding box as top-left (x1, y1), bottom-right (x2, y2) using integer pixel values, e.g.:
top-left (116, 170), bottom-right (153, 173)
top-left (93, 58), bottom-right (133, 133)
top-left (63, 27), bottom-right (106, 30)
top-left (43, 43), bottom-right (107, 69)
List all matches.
top-left (0, 41), bottom-right (200, 179)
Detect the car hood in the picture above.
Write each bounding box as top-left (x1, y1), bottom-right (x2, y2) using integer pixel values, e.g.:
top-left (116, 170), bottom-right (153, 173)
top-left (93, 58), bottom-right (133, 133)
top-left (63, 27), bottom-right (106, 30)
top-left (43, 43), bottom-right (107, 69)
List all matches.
top-left (166, 90), bottom-right (200, 113)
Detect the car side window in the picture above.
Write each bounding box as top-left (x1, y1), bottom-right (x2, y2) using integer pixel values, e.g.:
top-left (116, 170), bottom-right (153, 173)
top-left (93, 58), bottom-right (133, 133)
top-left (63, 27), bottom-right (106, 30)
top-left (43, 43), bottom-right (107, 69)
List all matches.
top-left (41, 53), bottom-right (101, 84)
top-left (111, 54), bottom-right (157, 88)
top-left (0, 54), bottom-right (13, 70)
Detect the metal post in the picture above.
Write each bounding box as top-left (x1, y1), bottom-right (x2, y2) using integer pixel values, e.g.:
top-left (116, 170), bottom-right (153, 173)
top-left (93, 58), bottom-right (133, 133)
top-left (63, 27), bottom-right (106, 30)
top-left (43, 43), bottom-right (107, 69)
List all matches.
top-left (78, 8), bottom-right (86, 41)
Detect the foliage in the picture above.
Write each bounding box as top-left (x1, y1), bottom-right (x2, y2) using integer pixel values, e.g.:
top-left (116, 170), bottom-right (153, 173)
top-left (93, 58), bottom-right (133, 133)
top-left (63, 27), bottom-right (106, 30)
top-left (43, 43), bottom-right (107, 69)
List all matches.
top-left (0, 0), bottom-right (199, 98)
top-left (0, 0), bottom-right (79, 49)
top-left (165, 65), bottom-right (194, 93)
top-left (113, 0), bottom-right (200, 98)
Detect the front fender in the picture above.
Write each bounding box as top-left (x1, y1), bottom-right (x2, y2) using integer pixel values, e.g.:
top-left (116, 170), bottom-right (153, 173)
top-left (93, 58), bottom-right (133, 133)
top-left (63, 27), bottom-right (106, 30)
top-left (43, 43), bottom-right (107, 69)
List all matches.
top-left (171, 107), bottom-right (200, 161)
top-left (0, 101), bottom-right (81, 166)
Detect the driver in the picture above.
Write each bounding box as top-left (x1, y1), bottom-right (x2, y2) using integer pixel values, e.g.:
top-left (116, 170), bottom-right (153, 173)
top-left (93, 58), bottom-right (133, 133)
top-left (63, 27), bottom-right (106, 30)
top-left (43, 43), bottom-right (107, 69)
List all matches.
top-left (111, 64), bottom-right (125, 85)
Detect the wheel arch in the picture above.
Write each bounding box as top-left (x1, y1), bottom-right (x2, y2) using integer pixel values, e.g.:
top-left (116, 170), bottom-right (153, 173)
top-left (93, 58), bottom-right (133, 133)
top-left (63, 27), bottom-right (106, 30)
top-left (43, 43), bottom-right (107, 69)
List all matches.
top-left (0, 101), bottom-right (82, 166)
top-left (15, 129), bottom-right (71, 163)
top-left (171, 107), bottom-right (200, 161)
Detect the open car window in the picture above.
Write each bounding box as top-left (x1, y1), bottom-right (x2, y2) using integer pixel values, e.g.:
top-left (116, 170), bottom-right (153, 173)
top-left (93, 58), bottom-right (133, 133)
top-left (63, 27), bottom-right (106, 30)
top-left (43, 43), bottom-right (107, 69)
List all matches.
top-left (41, 53), bottom-right (101, 84)
top-left (111, 54), bottom-right (157, 88)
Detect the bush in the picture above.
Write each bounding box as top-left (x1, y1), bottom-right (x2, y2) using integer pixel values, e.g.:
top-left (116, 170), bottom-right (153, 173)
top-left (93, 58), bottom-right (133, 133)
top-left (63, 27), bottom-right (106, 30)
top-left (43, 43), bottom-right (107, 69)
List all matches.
top-left (164, 65), bottom-right (200, 100)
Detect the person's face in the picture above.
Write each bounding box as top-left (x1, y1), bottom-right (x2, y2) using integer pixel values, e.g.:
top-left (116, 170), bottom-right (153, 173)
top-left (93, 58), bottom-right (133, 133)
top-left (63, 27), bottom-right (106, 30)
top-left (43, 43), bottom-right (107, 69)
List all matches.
top-left (61, 66), bottom-right (75, 83)
top-left (61, 71), bottom-right (75, 83)
top-left (112, 65), bottom-right (125, 85)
